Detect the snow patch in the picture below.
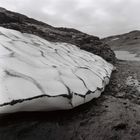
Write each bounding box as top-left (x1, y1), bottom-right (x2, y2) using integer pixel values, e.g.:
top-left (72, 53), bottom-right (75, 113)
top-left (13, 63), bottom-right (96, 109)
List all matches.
top-left (0, 27), bottom-right (113, 113)
top-left (111, 37), bottom-right (119, 41)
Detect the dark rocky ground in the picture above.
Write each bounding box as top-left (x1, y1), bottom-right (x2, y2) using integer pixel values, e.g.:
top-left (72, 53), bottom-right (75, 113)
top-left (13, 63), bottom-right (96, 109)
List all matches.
top-left (1, 7), bottom-right (140, 140)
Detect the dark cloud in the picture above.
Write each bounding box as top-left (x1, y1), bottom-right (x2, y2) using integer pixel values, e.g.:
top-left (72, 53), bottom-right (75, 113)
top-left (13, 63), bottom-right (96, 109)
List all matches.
top-left (0, 0), bottom-right (140, 37)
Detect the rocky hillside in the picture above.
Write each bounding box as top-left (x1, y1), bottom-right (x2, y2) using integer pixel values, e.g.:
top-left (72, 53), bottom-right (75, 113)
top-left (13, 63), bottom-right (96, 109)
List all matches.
top-left (102, 30), bottom-right (140, 55)
top-left (0, 7), bottom-right (115, 63)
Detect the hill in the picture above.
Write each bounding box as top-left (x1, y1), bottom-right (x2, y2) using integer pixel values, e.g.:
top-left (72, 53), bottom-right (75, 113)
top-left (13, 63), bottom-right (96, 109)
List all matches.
top-left (0, 7), bottom-right (115, 63)
top-left (102, 30), bottom-right (140, 56)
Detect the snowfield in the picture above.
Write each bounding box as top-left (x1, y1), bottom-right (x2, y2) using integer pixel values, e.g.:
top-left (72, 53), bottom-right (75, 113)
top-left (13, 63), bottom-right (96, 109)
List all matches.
top-left (0, 27), bottom-right (113, 113)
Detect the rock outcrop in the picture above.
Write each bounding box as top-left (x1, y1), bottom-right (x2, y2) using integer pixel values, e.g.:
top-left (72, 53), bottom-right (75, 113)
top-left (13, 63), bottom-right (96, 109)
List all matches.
top-left (0, 7), bottom-right (116, 64)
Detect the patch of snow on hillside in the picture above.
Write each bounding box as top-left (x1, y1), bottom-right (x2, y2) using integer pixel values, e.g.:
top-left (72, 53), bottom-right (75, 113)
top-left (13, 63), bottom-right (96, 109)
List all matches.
top-left (111, 37), bottom-right (119, 41)
top-left (0, 27), bottom-right (113, 113)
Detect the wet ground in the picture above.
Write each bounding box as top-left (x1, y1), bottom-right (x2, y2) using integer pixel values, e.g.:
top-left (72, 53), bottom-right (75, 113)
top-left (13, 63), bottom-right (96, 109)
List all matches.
top-left (0, 53), bottom-right (140, 140)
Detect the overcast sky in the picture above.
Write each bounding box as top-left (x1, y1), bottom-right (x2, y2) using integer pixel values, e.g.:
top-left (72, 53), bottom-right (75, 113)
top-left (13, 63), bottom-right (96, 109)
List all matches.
top-left (0, 0), bottom-right (140, 38)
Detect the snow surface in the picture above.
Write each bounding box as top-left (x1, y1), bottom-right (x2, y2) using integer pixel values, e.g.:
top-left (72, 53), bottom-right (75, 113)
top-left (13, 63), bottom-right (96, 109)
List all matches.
top-left (0, 27), bottom-right (113, 113)
top-left (111, 37), bottom-right (119, 41)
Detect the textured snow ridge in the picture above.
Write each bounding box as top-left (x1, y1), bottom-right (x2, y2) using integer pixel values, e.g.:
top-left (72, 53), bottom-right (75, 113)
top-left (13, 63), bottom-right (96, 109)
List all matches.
top-left (0, 27), bottom-right (113, 113)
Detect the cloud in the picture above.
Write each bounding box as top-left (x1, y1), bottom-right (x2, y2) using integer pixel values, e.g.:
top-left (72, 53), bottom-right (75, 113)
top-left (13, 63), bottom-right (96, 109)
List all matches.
top-left (0, 0), bottom-right (140, 37)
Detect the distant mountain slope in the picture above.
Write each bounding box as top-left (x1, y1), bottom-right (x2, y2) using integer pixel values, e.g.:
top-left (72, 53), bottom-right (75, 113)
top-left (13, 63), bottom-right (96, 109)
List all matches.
top-left (0, 7), bottom-right (115, 63)
top-left (102, 30), bottom-right (140, 55)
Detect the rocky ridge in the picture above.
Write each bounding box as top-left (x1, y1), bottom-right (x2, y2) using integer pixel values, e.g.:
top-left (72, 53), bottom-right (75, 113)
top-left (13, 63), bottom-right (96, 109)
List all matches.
top-left (0, 7), bottom-right (116, 63)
